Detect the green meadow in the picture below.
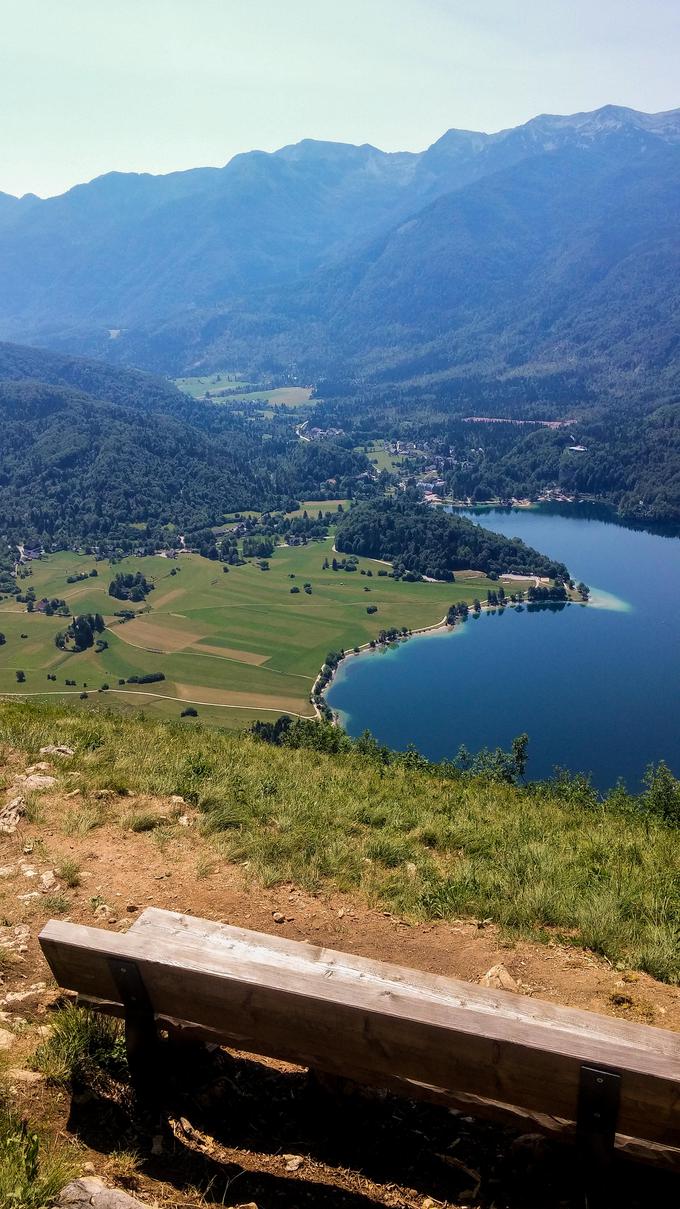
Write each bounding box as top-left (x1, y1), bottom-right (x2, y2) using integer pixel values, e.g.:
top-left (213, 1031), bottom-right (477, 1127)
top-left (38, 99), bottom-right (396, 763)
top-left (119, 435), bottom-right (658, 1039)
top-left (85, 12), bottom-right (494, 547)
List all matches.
top-left (175, 373), bottom-right (313, 410)
top-left (173, 372), bottom-right (250, 398)
top-left (360, 441), bottom-right (406, 473)
top-left (0, 544), bottom-right (511, 726)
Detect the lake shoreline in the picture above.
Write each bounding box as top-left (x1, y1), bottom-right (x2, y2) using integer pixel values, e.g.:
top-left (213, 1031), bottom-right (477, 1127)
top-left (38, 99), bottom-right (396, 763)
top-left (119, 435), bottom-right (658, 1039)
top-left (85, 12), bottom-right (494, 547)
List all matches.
top-left (317, 588), bottom-right (588, 724)
top-left (323, 506), bottom-right (680, 791)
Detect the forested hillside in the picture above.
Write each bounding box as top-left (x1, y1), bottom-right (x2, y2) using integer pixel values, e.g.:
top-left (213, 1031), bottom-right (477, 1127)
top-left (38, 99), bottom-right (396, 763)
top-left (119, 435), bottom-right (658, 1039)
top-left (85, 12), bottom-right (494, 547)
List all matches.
top-left (335, 497), bottom-right (569, 581)
top-left (0, 343), bottom-right (367, 550)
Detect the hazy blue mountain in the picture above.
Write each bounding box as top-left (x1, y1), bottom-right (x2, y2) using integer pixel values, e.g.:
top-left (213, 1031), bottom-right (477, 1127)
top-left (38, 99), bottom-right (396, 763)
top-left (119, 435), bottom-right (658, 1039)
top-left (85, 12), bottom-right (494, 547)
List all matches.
top-left (0, 104), bottom-right (678, 393)
top-left (315, 138), bottom-right (680, 380)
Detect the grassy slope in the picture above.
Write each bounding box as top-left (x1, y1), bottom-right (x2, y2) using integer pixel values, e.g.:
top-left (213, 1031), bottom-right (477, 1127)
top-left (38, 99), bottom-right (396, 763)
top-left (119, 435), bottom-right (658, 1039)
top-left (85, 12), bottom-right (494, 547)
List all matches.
top-left (1, 698), bottom-right (677, 983)
top-left (0, 545), bottom-right (507, 725)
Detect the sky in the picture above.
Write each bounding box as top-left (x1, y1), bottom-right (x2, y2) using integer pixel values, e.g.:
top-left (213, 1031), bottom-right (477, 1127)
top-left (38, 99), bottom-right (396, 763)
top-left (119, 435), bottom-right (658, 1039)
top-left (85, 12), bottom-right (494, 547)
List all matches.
top-left (2, 0), bottom-right (679, 198)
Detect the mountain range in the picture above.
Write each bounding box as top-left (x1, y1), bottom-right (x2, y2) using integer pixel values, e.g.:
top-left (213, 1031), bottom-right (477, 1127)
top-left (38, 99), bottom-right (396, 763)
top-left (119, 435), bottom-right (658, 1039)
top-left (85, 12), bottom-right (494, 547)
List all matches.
top-left (0, 104), bottom-right (679, 402)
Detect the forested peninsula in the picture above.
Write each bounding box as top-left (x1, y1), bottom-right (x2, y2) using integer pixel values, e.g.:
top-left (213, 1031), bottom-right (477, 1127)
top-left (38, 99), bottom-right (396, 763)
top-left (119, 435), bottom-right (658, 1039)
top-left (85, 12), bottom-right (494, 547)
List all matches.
top-left (335, 498), bottom-right (570, 581)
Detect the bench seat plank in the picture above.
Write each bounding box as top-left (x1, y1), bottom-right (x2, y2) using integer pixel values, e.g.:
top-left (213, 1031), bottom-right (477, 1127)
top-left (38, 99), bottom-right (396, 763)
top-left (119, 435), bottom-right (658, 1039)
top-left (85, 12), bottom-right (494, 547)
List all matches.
top-left (39, 913), bottom-right (680, 1150)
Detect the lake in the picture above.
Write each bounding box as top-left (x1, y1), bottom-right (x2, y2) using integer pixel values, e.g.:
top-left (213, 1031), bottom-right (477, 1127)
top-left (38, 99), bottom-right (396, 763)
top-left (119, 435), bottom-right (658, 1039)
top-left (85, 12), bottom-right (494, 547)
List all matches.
top-left (326, 505), bottom-right (680, 791)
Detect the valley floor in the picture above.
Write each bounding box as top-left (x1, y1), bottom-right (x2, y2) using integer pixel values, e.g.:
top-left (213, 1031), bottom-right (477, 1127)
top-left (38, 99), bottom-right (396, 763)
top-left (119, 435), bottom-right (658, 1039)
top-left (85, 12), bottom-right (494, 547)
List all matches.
top-left (0, 543), bottom-right (513, 727)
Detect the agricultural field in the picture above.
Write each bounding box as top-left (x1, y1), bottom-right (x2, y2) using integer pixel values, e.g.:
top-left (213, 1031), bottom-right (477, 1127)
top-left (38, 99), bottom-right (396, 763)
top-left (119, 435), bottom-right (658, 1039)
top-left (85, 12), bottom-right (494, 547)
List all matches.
top-left (225, 385), bottom-right (313, 407)
top-left (174, 372), bottom-right (251, 398)
top-left (175, 374), bottom-right (313, 411)
top-left (0, 545), bottom-right (517, 727)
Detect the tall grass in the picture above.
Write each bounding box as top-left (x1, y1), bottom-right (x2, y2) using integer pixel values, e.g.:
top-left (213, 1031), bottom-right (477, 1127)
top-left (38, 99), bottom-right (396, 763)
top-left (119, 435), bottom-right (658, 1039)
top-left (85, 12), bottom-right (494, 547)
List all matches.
top-left (2, 699), bottom-right (678, 982)
top-left (0, 1082), bottom-right (75, 1209)
top-left (32, 1005), bottom-right (126, 1086)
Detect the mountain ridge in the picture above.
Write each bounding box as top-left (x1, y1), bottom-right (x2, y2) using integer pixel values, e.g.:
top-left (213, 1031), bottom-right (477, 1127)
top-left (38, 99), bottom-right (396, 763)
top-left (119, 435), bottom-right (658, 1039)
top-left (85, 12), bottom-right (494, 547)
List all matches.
top-left (0, 104), bottom-right (678, 395)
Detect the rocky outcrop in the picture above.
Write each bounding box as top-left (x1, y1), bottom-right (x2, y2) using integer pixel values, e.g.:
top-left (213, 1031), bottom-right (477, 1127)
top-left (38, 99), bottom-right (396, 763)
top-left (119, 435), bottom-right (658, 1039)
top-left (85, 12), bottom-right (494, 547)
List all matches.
top-left (0, 796), bottom-right (25, 834)
top-left (54, 1178), bottom-right (147, 1209)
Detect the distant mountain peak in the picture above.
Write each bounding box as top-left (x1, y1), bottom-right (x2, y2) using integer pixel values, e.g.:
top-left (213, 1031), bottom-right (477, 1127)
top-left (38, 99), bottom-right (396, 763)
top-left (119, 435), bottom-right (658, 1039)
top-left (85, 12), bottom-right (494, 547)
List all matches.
top-left (519, 104), bottom-right (680, 141)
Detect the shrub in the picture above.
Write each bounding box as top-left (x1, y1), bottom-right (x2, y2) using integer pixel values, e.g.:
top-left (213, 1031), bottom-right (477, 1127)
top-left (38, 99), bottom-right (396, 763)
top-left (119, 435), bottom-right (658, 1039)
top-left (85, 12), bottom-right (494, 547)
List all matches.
top-left (643, 761), bottom-right (680, 826)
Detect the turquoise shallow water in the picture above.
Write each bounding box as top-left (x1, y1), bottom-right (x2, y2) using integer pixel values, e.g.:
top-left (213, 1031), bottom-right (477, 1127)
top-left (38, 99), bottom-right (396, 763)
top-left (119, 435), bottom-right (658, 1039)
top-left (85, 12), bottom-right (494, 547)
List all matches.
top-left (326, 505), bottom-right (680, 790)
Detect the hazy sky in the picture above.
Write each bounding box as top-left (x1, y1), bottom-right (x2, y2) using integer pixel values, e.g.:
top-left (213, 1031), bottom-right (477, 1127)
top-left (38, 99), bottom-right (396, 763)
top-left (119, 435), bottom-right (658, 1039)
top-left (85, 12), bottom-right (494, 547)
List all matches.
top-left (3, 0), bottom-right (679, 197)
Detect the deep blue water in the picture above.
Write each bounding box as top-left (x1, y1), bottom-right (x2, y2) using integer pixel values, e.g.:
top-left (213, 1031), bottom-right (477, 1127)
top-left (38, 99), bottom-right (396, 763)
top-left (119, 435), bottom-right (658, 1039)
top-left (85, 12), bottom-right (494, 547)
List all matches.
top-left (326, 505), bottom-right (680, 790)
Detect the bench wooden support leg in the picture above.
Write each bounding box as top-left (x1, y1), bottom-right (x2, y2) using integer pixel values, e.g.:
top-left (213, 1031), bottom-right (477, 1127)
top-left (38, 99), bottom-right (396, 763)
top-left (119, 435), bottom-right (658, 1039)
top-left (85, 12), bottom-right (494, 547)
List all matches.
top-left (577, 1066), bottom-right (621, 1206)
top-left (107, 958), bottom-right (163, 1115)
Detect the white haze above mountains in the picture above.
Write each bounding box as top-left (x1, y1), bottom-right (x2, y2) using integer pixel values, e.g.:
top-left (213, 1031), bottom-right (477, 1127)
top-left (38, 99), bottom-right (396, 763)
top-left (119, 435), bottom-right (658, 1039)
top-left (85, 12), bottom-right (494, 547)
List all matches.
top-left (0, 104), bottom-right (678, 387)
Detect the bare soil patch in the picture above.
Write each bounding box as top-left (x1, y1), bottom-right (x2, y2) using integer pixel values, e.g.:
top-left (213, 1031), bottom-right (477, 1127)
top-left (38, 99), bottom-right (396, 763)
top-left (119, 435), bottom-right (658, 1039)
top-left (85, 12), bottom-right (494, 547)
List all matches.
top-left (152, 588), bottom-right (186, 607)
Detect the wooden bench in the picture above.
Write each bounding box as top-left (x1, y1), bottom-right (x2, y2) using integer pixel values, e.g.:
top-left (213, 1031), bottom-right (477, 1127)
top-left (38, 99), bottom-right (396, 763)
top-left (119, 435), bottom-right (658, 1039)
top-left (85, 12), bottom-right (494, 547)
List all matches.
top-left (39, 908), bottom-right (680, 1173)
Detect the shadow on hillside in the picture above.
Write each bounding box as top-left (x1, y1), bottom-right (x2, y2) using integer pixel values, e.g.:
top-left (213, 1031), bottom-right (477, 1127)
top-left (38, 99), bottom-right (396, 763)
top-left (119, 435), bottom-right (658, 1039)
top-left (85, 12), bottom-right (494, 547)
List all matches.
top-left (65, 1043), bottom-right (679, 1208)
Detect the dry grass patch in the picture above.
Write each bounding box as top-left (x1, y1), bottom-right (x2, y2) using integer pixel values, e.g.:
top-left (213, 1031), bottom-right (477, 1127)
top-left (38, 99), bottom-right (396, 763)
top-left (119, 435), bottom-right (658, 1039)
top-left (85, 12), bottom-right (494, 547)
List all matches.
top-left (115, 617), bottom-right (205, 653)
top-left (189, 642), bottom-right (270, 664)
top-left (175, 683), bottom-right (313, 713)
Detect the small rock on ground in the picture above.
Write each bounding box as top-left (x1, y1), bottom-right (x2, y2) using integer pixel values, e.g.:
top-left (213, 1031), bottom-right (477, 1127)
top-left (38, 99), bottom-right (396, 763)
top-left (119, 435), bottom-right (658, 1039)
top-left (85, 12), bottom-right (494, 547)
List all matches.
top-left (7, 1068), bottom-right (44, 1084)
top-left (23, 774), bottom-right (57, 791)
top-left (479, 963), bottom-right (519, 992)
top-left (0, 797), bottom-right (25, 834)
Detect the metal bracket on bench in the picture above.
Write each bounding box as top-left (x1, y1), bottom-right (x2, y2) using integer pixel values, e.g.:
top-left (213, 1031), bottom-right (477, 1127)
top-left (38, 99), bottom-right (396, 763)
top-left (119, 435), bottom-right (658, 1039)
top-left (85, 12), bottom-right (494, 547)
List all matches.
top-left (108, 958), bottom-right (160, 1103)
top-left (577, 1065), bottom-right (621, 1178)
top-left (108, 958), bottom-right (154, 1017)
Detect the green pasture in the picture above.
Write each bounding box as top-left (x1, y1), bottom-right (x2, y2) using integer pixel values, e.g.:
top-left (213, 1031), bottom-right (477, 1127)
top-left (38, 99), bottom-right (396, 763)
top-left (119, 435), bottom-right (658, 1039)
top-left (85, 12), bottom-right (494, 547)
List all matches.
top-left (360, 442), bottom-right (404, 473)
top-left (223, 386), bottom-right (313, 407)
top-left (174, 372), bottom-right (250, 398)
top-left (286, 498), bottom-right (349, 518)
top-left (0, 546), bottom-right (518, 723)
top-left (175, 374), bottom-right (313, 412)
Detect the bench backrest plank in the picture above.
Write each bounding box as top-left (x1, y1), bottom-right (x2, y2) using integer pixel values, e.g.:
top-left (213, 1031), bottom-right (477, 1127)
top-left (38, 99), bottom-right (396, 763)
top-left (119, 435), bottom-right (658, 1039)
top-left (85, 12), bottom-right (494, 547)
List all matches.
top-left (39, 913), bottom-right (680, 1149)
top-left (130, 908), bottom-right (680, 1061)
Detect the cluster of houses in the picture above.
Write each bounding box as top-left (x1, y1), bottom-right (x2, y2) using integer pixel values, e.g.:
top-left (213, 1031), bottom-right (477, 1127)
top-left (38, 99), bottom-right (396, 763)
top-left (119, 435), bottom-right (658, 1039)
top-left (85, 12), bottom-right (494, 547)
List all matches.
top-left (415, 477), bottom-right (448, 502)
top-left (297, 420), bottom-right (345, 442)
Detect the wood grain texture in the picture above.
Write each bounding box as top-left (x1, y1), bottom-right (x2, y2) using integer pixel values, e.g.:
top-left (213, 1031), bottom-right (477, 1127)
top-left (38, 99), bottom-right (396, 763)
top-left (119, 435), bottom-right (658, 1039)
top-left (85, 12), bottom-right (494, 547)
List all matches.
top-left (39, 911), bottom-right (680, 1151)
